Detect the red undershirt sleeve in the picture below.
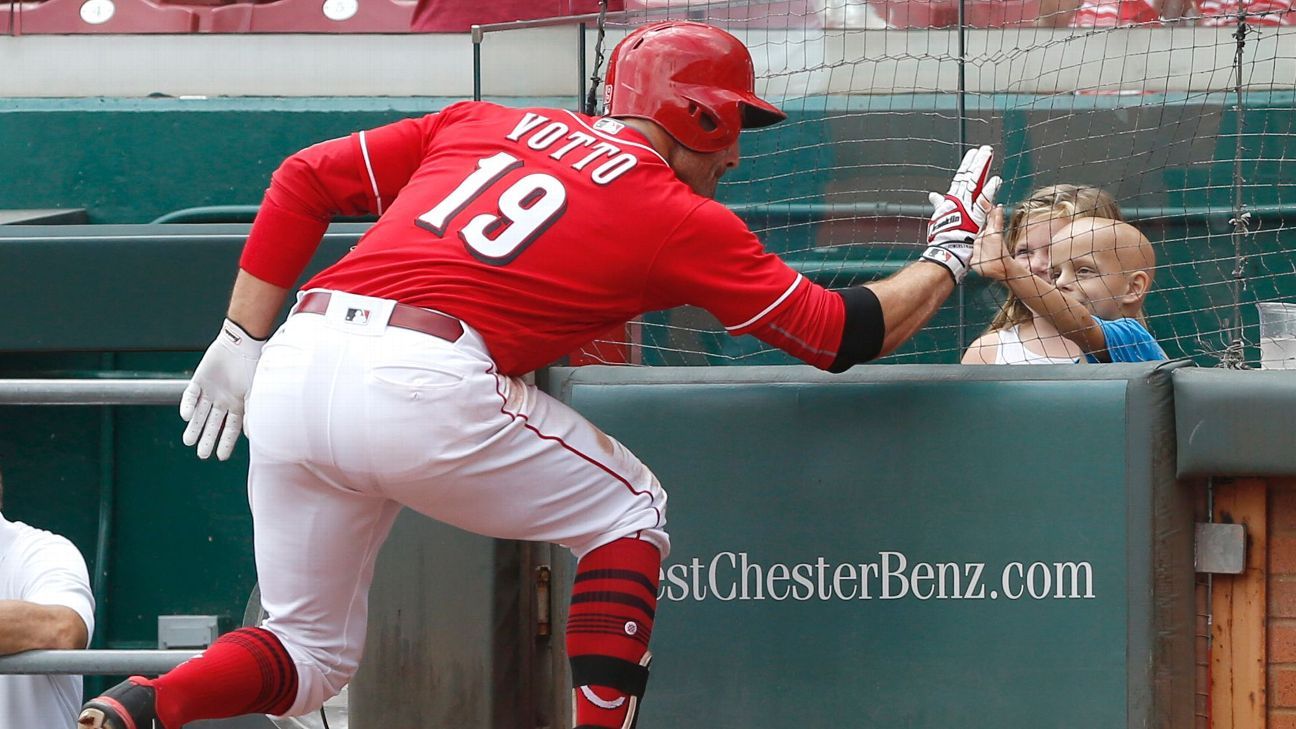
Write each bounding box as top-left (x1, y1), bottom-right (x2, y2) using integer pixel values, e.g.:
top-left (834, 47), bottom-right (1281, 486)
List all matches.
top-left (238, 111), bottom-right (447, 288)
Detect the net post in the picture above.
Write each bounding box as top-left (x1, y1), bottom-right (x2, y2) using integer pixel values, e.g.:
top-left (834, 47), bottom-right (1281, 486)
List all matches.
top-left (578, 22), bottom-right (588, 113)
top-left (955, 0), bottom-right (970, 353)
top-left (1224, 12), bottom-right (1251, 369)
top-left (471, 25), bottom-right (483, 102)
top-left (584, 0), bottom-right (609, 116)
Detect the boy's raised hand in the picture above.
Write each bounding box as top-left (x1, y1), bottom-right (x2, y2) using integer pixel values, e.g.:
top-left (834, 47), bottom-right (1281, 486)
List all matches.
top-left (971, 205), bottom-right (1013, 281)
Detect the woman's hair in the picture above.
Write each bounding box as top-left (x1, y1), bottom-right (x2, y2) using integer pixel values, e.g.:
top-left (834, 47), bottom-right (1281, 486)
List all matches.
top-left (986, 184), bottom-right (1125, 332)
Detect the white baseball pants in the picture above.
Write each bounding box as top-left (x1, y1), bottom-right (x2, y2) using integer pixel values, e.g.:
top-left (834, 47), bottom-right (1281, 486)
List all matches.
top-left (243, 290), bottom-right (669, 716)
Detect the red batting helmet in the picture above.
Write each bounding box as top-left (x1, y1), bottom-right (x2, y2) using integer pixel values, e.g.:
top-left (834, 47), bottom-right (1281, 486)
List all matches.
top-left (603, 21), bottom-right (787, 153)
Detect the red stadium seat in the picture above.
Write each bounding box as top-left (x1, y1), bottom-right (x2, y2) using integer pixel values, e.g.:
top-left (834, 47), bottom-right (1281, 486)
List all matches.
top-left (157, 0), bottom-right (239, 6)
top-left (201, 0), bottom-right (413, 32)
top-left (964, 0), bottom-right (1041, 26)
top-left (4, 0), bottom-right (198, 32)
top-left (627, 0), bottom-right (820, 28)
top-left (876, 0), bottom-right (959, 28)
top-left (874, 0), bottom-right (1041, 28)
top-left (194, 2), bottom-right (252, 30)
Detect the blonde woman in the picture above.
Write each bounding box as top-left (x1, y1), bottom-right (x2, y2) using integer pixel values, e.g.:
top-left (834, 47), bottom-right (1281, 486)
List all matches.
top-left (962, 184), bottom-right (1124, 364)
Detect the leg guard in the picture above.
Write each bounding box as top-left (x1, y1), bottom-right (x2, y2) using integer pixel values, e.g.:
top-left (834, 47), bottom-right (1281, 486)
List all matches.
top-left (567, 537), bottom-right (660, 729)
top-left (571, 651), bottom-right (652, 729)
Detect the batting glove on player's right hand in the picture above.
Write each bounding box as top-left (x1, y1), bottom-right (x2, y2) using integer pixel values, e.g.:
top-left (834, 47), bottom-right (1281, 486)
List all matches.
top-left (922, 145), bottom-right (1002, 284)
top-left (180, 319), bottom-right (265, 461)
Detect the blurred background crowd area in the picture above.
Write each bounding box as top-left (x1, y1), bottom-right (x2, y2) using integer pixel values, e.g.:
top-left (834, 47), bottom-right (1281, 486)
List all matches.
top-left (0, 0), bottom-right (1291, 36)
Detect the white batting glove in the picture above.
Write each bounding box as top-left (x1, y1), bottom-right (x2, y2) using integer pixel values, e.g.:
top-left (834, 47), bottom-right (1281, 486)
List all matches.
top-left (922, 145), bottom-right (1003, 283)
top-left (179, 319), bottom-right (265, 461)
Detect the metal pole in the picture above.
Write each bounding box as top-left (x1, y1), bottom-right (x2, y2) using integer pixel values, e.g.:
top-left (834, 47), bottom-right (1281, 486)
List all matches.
top-left (89, 358), bottom-right (118, 696)
top-left (0, 650), bottom-right (199, 676)
top-left (1226, 13), bottom-right (1250, 368)
top-left (577, 22), bottom-right (587, 113)
top-left (585, 0), bottom-right (610, 117)
top-left (0, 379), bottom-right (186, 405)
top-left (955, 0), bottom-right (969, 354)
top-left (472, 25), bottom-right (483, 102)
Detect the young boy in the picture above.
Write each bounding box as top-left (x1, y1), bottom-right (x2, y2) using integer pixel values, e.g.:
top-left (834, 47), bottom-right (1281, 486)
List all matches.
top-left (972, 208), bottom-right (1167, 362)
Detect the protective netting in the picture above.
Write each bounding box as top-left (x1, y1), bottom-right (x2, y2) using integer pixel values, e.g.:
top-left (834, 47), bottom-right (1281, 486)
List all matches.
top-left (484, 1), bottom-right (1295, 368)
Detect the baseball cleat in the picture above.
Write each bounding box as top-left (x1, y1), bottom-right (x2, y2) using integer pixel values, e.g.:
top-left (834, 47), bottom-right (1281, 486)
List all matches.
top-left (78, 677), bottom-right (164, 729)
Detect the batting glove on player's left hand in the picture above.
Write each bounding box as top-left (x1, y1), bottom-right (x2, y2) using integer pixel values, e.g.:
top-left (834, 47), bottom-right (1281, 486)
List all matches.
top-left (180, 319), bottom-right (265, 461)
top-left (922, 145), bottom-right (1002, 284)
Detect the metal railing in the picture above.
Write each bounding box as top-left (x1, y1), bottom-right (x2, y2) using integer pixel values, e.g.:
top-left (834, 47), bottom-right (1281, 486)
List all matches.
top-left (0, 379), bottom-right (187, 405)
top-left (0, 649), bottom-right (198, 675)
top-left (0, 378), bottom-right (191, 680)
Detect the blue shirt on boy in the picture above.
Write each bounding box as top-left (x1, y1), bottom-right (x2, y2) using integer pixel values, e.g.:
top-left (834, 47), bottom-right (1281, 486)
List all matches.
top-left (1088, 317), bottom-right (1167, 363)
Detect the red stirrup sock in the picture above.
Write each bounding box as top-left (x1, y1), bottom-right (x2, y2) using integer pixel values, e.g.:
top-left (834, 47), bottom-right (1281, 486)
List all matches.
top-left (567, 538), bottom-right (661, 729)
top-left (141, 626), bottom-right (299, 728)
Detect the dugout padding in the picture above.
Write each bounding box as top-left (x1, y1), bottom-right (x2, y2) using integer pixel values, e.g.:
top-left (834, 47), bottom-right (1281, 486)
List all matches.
top-left (544, 362), bottom-right (1194, 729)
top-left (1174, 368), bottom-right (1296, 479)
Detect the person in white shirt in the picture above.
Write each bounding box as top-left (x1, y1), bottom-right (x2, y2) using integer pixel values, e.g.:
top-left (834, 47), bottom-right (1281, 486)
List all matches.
top-left (0, 466), bottom-right (95, 725)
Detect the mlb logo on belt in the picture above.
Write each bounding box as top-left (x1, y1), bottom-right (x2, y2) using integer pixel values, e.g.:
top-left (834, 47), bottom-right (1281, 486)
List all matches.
top-left (345, 308), bottom-right (371, 325)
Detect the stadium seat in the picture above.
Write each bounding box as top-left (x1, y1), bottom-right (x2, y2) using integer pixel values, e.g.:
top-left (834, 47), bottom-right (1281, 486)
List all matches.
top-left (876, 0), bottom-right (959, 28)
top-left (200, 0), bottom-right (412, 31)
top-left (693, 1), bottom-right (822, 28)
top-left (4, 0), bottom-right (198, 32)
top-left (1197, 0), bottom-right (1295, 26)
top-left (627, 0), bottom-right (821, 28)
top-left (821, 1), bottom-right (889, 28)
top-left (157, 0), bottom-right (239, 7)
top-left (874, 0), bottom-right (1041, 28)
top-left (964, 0), bottom-right (1041, 27)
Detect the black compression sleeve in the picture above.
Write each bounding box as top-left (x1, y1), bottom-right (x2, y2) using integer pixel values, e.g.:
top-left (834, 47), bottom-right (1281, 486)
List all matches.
top-left (828, 286), bottom-right (885, 372)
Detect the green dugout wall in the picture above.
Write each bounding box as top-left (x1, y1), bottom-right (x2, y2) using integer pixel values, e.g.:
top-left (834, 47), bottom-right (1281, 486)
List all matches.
top-left (0, 355), bottom-right (1218, 727)
top-left (540, 363), bottom-right (1194, 729)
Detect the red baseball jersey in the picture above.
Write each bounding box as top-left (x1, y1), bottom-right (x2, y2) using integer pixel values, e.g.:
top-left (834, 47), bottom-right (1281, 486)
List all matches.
top-left (240, 101), bottom-right (845, 376)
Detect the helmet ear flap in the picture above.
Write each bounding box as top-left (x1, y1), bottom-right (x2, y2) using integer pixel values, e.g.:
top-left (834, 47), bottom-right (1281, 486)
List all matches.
top-left (687, 101), bottom-right (720, 133)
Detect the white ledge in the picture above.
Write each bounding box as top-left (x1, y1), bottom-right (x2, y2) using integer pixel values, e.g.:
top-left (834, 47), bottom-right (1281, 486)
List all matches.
top-left (0, 27), bottom-right (1291, 98)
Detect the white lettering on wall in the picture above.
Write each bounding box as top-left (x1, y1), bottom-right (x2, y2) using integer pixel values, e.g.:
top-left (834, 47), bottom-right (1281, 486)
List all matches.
top-left (658, 551), bottom-right (1096, 603)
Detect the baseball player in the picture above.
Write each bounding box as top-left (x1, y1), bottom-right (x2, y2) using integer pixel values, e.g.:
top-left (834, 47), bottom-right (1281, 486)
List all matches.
top-left (79, 21), bottom-right (1000, 729)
